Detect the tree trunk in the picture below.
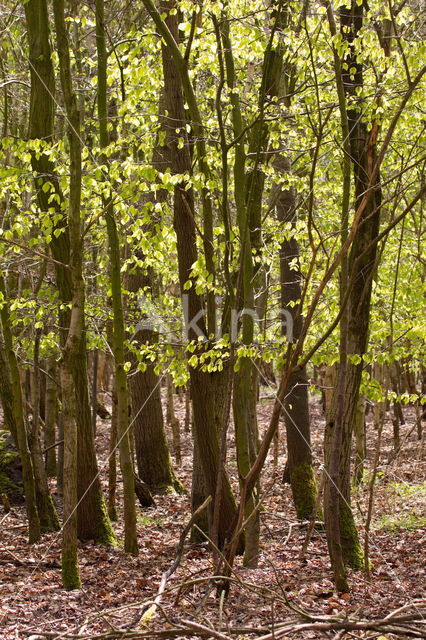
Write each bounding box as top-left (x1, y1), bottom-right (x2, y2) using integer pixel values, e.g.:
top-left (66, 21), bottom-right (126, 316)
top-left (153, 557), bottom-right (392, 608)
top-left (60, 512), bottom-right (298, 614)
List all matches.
top-left (25, 0), bottom-right (114, 546)
top-left (354, 394), bottom-right (366, 485)
top-left (184, 382), bottom-right (191, 433)
top-left (108, 387), bottom-right (118, 521)
top-left (74, 338), bottom-right (115, 543)
top-left (125, 85), bottom-right (182, 493)
top-left (44, 357), bottom-right (58, 477)
top-left (130, 345), bottom-right (181, 491)
top-left (96, 0), bottom-right (138, 556)
top-left (160, 0), bottom-right (238, 548)
top-left (52, 0), bottom-right (86, 587)
top-left (127, 262), bottom-right (180, 493)
top-left (166, 373), bottom-right (181, 467)
top-left (324, 358), bottom-right (349, 592)
top-left (243, 365), bottom-right (261, 567)
top-left (190, 430), bottom-right (210, 542)
top-left (273, 153), bottom-right (317, 519)
top-left (217, 14), bottom-right (260, 563)
top-left (389, 360), bottom-right (405, 444)
top-left (59, 359), bottom-right (80, 589)
top-left (57, 398), bottom-right (64, 495)
top-left (30, 331), bottom-right (59, 532)
top-left (338, 0), bottom-right (382, 569)
top-left (0, 281), bottom-right (40, 543)
top-left (405, 367), bottom-right (422, 441)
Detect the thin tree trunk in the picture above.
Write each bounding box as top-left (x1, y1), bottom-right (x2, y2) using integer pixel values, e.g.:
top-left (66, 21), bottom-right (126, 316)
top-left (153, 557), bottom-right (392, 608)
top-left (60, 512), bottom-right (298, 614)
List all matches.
top-left (166, 373), bottom-right (181, 467)
top-left (338, 0), bottom-right (382, 569)
top-left (44, 356), bottom-right (58, 477)
top-left (389, 360), bottom-right (405, 441)
top-left (364, 385), bottom-right (385, 577)
top-left (25, 0), bottom-right (113, 546)
top-left (324, 1), bottom-right (360, 584)
top-left (30, 330), bottom-right (59, 531)
top-left (129, 338), bottom-right (181, 491)
top-left (406, 367), bottom-right (422, 441)
top-left (92, 349), bottom-right (99, 436)
top-left (217, 14), bottom-right (260, 564)
top-left (273, 153), bottom-right (316, 520)
top-left (0, 278), bottom-right (40, 543)
top-left (190, 430), bottom-right (210, 542)
top-left (354, 394), bottom-right (366, 485)
top-left (184, 381), bottom-right (191, 433)
top-left (96, 0), bottom-right (138, 555)
top-left (52, 0), bottom-right (86, 587)
top-left (160, 0), bottom-right (238, 548)
top-left (108, 387), bottom-right (118, 521)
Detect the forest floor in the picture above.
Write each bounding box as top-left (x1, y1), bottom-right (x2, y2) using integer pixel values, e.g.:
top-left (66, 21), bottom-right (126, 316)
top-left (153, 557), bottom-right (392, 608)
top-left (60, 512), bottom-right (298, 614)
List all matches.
top-left (0, 391), bottom-right (425, 640)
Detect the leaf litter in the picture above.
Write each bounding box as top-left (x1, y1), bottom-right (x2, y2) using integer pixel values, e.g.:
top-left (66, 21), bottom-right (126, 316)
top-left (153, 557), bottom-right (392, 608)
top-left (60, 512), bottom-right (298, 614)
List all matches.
top-left (0, 393), bottom-right (425, 639)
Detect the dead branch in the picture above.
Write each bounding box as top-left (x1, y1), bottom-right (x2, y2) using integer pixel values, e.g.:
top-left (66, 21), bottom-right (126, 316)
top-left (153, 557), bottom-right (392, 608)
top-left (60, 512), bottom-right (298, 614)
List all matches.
top-left (124, 495), bottom-right (212, 628)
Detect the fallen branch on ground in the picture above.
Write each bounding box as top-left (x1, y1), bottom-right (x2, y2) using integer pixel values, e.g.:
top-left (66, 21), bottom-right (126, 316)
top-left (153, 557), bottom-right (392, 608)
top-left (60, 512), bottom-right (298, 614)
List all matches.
top-left (23, 597), bottom-right (426, 640)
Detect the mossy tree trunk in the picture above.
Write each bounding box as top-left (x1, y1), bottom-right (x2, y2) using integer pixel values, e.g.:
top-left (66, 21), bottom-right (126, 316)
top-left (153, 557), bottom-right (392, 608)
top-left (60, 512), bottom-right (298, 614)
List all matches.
top-left (273, 153), bottom-right (317, 520)
top-left (337, 0), bottom-right (383, 570)
top-left (96, 0), bottom-right (138, 556)
top-left (130, 333), bottom-right (181, 492)
top-left (0, 280), bottom-right (40, 543)
top-left (127, 258), bottom-right (181, 493)
top-left (52, 0), bottom-right (87, 588)
top-left (108, 387), bottom-right (118, 521)
top-left (0, 345), bottom-right (18, 446)
top-left (216, 13), bottom-right (261, 565)
top-left (25, 0), bottom-right (114, 546)
top-left (30, 330), bottom-right (59, 532)
top-left (158, 0), bottom-right (238, 548)
top-left (353, 394), bottom-right (366, 485)
top-left (323, 2), bottom-right (353, 589)
top-left (44, 356), bottom-right (58, 477)
top-left (166, 373), bottom-right (181, 467)
top-left (74, 336), bottom-right (115, 544)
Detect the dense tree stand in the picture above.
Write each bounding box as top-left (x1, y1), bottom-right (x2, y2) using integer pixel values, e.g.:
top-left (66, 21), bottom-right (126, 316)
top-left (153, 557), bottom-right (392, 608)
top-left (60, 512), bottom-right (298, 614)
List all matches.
top-left (0, 0), bottom-right (424, 610)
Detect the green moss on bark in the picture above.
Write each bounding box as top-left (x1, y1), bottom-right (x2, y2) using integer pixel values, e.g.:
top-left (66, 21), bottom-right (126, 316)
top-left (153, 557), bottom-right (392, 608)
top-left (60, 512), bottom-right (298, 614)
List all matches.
top-left (38, 494), bottom-right (60, 533)
top-left (62, 548), bottom-right (81, 590)
top-left (290, 463), bottom-right (318, 520)
top-left (339, 499), bottom-right (364, 569)
top-left (0, 432), bottom-right (18, 463)
top-left (0, 473), bottom-right (20, 495)
top-left (0, 431), bottom-right (23, 498)
top-left (154, 476), bottom-right (185, 495)
top-left (92, 492), bottom-right (117, 546)
top-left (108, 503), bottom-right (118, 522)
top-left (189, 495), bottom-right (210, 544)
top-left (172, 477), bottom-right (185, 494)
